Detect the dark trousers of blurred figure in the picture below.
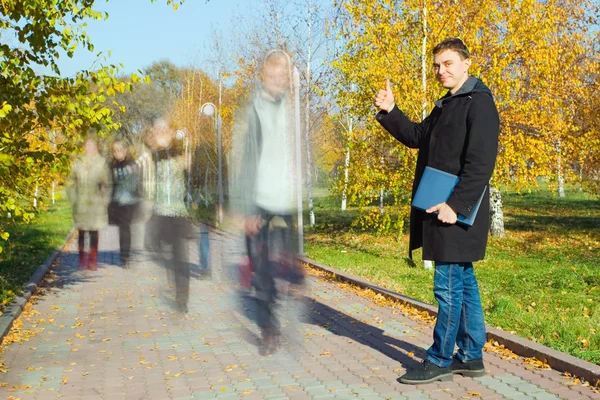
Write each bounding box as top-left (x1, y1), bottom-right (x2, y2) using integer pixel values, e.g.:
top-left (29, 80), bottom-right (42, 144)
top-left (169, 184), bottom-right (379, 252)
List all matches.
top-left (145, 214), bottom-right (194, 313)
top-left (110, 203), bottom-right (136, 267)
top-left (247, 213), bottom-right (304, 355)
top-left (78, 230), bottom-right (99, 270)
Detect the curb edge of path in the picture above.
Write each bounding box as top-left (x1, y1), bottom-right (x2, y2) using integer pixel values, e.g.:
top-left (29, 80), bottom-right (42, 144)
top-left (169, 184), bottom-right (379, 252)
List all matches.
top-left (299, 255), bottom-right (600, 387)
top-left (0, 228), bottom-right (75, 342)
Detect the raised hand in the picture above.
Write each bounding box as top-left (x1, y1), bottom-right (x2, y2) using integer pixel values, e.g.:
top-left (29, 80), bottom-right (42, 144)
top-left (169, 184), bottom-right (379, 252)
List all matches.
top-left (374, 79), bottom-right (395, 112)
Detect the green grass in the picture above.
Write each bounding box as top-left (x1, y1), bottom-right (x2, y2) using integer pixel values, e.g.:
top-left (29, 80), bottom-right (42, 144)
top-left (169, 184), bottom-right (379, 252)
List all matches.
top-left (0, 196), bottom-right (72, 308)
top-left (304, 186), bottom-right (600, 365)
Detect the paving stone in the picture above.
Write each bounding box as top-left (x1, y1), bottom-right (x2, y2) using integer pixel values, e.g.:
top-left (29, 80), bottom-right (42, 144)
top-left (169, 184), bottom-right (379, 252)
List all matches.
top-left (264, 394), bottom-right (288, 400)
top-left (532, 392), bottom-right (562, 400)
top-left (215, 394), bottom-right (243, 400)
top-left (492, 383), bottom-right (522, 397)
top-left (497, 374), bottom-right (526, 384)
top-left (403, 391), bottom-right (432, 400)
top-left (377, 395), bottom-right (408, 400)
top-left (505, 394), bottom-right (539, 400)
top-left (513, 382), bottom-right (546, 394)
top-left (476, 376), bottom-right (504, 387)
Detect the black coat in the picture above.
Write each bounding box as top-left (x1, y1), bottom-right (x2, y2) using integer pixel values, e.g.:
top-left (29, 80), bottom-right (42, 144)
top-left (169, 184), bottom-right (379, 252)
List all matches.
top-left (376, 76), bottom-right (499, 262)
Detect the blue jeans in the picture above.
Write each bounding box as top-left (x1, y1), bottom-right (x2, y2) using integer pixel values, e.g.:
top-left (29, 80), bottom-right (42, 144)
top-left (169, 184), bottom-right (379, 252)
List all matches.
top-left (426, 262), bottom-right (486, 367)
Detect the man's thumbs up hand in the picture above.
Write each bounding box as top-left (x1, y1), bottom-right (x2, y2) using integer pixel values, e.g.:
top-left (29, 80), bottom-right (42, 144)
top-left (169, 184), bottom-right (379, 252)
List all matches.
top-left (374, 79), bottom-right (395, 113)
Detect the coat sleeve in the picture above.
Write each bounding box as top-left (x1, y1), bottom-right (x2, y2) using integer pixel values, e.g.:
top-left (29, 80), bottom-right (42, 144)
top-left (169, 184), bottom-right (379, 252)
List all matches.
top-left (376, 106), bottom-right (429, 149)
top-left (446, 92), bottom-right (499, 217)
top-left (65, 160), bottom-right (78, 206)
top-left (101, 160), bottom-right (113, 207)
top-left (229, 104), bottom-right (259, 217)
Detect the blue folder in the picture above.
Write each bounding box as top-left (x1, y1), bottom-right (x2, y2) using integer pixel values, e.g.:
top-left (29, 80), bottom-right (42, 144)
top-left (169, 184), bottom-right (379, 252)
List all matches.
top-left (412, 166), bottom-right (486, 226)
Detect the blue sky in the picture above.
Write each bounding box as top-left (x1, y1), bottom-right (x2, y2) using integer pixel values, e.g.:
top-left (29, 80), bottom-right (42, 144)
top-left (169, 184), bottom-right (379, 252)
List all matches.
top-left (52, 0), bottom-right (250, 77)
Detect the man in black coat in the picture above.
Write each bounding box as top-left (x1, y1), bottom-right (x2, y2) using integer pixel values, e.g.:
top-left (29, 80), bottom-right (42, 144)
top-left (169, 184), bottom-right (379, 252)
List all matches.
top-left (374, 38), bottom-right (499, 384)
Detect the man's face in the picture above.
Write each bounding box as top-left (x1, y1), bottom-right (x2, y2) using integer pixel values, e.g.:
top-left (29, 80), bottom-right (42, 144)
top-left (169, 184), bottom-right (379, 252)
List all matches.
top-left (262, 57), bottom-right (289, 98)
top-left (433, 49), bottom-right (471, 93)
top-left (150, 119), bottom-right (172, 149)
top-left (112, 144), bottom-right (127, 161)
top-left (84, 140), bottom-right (98, 155)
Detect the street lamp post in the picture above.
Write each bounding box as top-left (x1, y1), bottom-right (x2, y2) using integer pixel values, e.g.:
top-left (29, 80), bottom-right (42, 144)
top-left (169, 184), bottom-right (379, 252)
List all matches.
top-left (200, 102), bottom-right (223, 225)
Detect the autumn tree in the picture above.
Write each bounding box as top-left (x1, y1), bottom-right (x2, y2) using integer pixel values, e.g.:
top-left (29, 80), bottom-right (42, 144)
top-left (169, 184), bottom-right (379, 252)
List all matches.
top-left (108, 61), bottom-right (183, 142)
top-left (331, 0), bottom-right (599, 241)
top-left (0, 0), bottom-right (183, 255)
top-left (169, 67), bottom-right (224, 206)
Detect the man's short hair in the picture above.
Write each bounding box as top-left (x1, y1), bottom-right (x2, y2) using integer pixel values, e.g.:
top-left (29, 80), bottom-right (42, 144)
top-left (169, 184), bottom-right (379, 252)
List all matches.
top-left (433, 38), bottom-right (470, 60)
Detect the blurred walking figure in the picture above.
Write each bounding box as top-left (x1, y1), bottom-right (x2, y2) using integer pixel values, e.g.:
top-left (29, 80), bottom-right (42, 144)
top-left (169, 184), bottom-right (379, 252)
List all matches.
top-left (144, 119), bottom-right (195, 313)
top-left (229, 49), bottom-right (304, 356)
top-left (66, 136), bottom-right (112, 271)
top-left (109, 140), bottom-right (139, 268)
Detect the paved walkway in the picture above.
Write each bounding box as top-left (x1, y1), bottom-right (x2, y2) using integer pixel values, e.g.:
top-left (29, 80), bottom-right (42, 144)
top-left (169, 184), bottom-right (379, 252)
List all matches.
top-left (1, 226), bottom-right (599, 400)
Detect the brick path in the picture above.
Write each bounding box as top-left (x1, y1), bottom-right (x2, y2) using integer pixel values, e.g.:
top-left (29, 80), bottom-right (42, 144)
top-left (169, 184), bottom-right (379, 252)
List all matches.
top-left (0, 226), bottom-right (598, 400)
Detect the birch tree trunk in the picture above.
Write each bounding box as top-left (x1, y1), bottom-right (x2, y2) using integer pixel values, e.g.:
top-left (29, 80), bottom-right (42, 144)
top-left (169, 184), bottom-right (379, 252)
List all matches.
top-left (489, 185), bottom-right (505, 237)
top-left (340, 116), bottom-right (352, 211)
top-left (421, 2), bottom-right (434, 270)
top-left (556, 139), bottom-right (565, 198)
top-left (304, 0), bottom-right (316, 226)
top-left (204, 167), bottom-right (209, 207)
top-left (379, 156), bottom-right (385, 214)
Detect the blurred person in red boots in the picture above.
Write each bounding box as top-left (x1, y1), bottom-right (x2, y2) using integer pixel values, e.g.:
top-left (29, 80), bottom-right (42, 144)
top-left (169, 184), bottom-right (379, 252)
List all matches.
top-left (66, 136), bottom-right (112, 271)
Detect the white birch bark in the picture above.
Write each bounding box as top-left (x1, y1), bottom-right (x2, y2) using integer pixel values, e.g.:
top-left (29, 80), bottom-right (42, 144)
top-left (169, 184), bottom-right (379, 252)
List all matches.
top-left (489, 185), bottom-right (505, 237)
top-left (557, 139), bottom-right (565, 198)
top-left (304, 0), bottom-right (316, 226)
top-left (341, 117), bottom-right (352, 211)
top-left (421, 3), bottom-right (434, 270)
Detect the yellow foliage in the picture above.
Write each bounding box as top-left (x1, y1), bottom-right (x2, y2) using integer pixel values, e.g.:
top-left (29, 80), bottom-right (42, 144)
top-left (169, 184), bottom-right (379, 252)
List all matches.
top-left (332, 0), bottom-right (600, 217)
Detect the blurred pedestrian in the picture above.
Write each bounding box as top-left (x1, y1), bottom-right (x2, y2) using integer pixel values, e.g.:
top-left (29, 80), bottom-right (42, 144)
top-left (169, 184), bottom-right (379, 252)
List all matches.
top-left (66, 136), bottom-right (112, 271)
top-left (229, 49), bottom-right (304, 355)
top-left (109, 140), bottom-right (139, 268)
top-left (144, 120), bottom-right (195, 313)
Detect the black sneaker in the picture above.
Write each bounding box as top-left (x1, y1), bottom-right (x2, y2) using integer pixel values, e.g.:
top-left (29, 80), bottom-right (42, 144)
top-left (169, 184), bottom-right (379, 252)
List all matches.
top-left (399, 360), bottom-right (453, 384)
top-left (451, 355), bottom-right (485, 377)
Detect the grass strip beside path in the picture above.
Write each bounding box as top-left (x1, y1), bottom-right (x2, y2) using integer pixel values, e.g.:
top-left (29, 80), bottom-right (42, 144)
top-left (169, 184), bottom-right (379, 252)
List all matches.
top-left (0, 197), bottom-right (72, 309)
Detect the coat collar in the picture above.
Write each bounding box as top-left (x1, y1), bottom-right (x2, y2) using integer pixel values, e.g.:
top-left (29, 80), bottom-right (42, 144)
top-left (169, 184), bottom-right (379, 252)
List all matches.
top-left (434, 76), bottom-right (480, 108)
